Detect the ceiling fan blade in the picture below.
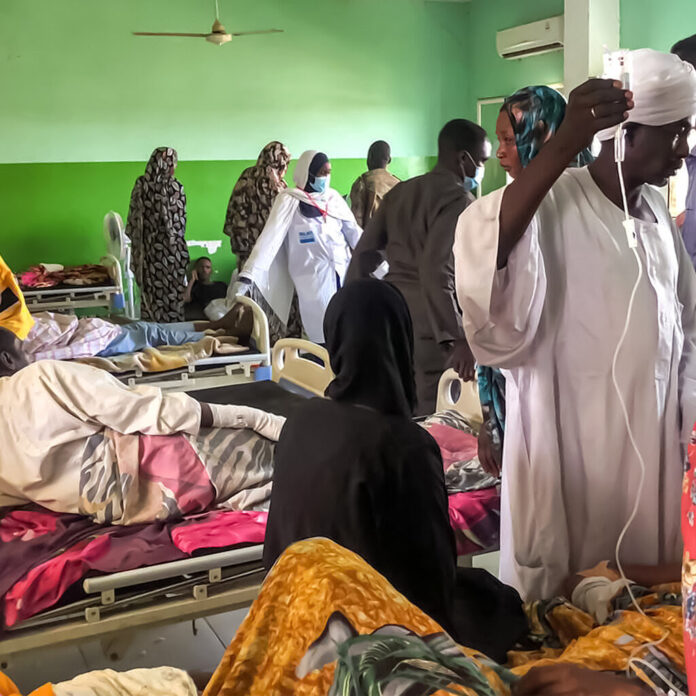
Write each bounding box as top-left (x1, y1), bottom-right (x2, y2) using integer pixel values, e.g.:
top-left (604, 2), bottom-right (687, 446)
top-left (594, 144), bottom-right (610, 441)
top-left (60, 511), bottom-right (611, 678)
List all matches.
top-left (230, 29), bottom-right (284, 37)
top-left (133, 32), bottom-right (209, 37)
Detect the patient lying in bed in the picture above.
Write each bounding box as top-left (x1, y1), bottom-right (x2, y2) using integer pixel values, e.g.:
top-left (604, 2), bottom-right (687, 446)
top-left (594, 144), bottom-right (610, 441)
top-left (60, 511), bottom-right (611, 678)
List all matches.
top-left (22, 304), bottom-right (253, 361)
top-left (0, 327), bottom-right (284, 524)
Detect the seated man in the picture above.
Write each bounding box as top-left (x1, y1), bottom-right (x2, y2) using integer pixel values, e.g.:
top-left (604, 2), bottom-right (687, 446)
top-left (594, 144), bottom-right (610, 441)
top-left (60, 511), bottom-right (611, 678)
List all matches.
top-left (184, 256), bottom-right (228, 317)
top-left (0, 313), bottom-right (284, 523)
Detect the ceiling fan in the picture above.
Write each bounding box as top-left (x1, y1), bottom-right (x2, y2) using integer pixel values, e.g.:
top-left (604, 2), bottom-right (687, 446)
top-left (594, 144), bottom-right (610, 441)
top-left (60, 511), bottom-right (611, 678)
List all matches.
top-left (133, 0), bottom-right (284, 46)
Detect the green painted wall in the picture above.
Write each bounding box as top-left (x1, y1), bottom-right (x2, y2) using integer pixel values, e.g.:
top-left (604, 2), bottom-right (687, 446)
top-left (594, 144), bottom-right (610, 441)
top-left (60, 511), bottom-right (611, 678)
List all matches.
top-left (463, 0), bottom-right (565, 195)
top-left (0, 0), bottom-right (468, 163)
top-left (465, 0), bottom-right (565, 112)
top-left (3, 0), bottom-right (695, 280)
top-left (0, 157), bottom-right (432, 281)
top-left (620, 0), bottom-right (696, 52)
top-left (0, 0), bottom-right (466, 277)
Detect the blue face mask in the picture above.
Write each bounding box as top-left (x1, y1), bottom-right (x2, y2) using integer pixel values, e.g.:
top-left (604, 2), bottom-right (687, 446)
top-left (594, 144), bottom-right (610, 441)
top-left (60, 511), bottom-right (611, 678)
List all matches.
top-left (310, 175), bottom-right (330, 194)
top-left (462, 151), bottom-right (485, 192)
top-left (464, 167), bottom-right (485, 192)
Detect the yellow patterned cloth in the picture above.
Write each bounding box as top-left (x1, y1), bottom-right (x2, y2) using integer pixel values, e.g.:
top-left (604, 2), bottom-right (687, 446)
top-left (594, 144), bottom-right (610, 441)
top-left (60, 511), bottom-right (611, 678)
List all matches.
top-left (0, 254), bottom-right (33, 340)
top-left (204, 539), bottom-right (685, 695)
top-left (203, 538), bottom-right (510, 696)
top-left (79, 334), bottom-right (246, 373)
top-left (509, 592), bottom-right (683, 678)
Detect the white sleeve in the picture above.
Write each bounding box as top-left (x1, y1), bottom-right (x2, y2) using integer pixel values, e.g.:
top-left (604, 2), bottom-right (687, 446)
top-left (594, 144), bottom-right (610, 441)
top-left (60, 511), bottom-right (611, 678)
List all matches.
top-left (453, 186), bottom-right (547, 368)
top-left (676, 224), bottom-right (696, 445)
top-left (341, 217), bottom-right (363, 249)
top-left (240, 194), bottom-right (295, 277)
top-left (40, 361), bottom-right (201, 436)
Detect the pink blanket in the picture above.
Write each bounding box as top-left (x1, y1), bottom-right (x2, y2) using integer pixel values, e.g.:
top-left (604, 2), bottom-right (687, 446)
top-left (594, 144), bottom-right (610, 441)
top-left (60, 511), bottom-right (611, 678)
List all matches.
top-left (0, 507), bottom-right (267, 627)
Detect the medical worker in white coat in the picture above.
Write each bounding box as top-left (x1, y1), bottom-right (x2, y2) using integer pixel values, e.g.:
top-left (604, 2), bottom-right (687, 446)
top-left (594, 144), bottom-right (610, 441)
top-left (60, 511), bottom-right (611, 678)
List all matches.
top-left (239, 150), bottom-right (362, 344)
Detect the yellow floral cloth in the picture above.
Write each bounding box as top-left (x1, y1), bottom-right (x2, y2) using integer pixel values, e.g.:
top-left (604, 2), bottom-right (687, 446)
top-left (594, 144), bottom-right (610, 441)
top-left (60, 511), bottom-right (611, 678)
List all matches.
top-left (0, 254), bottom-right (33, 340)
top-left (204, 538), bottom-right (684, 695)
top-left (204, 538), bottom-right (510, 696)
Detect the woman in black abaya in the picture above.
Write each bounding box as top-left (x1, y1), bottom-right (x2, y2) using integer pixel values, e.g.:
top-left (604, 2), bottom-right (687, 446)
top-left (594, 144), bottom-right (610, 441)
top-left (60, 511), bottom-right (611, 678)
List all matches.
top-left (264, 279), bottom-right (524, 662)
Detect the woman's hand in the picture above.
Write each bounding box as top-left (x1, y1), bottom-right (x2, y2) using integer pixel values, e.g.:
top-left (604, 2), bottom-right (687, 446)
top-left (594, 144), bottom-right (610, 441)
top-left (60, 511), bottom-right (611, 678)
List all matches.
top-left (447, 338), bottom-right (476, 382)
top-left (478, 426), bottom-right (501, 478)
top-left (514, 665), bottom-right (649, 696)
top-left (555, 79), bottom-right (633, 156)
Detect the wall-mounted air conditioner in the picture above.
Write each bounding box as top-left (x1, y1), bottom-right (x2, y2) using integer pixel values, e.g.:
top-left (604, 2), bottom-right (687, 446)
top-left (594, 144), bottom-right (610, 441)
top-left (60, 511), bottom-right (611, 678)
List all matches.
top-left (496, 15), bottom-right (564, 60)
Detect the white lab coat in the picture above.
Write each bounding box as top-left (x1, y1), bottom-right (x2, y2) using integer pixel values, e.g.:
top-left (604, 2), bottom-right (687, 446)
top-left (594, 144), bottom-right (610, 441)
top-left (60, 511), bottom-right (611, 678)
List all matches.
top-left (241, 150), bottom-right (362, 343)
top-left (454, 167), bottom-right (696, 600)
top-left (286, 207), bottom-right (360, 342)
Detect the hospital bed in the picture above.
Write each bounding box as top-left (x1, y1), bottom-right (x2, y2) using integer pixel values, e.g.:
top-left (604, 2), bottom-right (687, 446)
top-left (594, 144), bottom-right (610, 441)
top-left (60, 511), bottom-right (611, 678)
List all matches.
top-left (111, 296), bottom-right (271, 392)
top-left (0, 344), bottom-right (496, 662)
top-left (0, 349), bottom-right (315, 661)
top-left (21, 258), bottom-right (123, 316)
top-left (436, 368), bottom-right (483, 423)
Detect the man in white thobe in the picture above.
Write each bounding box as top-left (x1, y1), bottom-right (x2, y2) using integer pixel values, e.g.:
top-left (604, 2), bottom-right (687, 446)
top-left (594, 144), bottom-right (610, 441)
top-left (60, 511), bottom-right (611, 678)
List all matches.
top-left (454, 49), bottom-right (696, 600)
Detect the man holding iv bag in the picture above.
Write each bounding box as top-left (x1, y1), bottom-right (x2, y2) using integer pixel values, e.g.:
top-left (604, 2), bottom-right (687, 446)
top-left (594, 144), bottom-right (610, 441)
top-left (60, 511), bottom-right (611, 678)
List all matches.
top-left (454, 49), bottom-right (696, 601)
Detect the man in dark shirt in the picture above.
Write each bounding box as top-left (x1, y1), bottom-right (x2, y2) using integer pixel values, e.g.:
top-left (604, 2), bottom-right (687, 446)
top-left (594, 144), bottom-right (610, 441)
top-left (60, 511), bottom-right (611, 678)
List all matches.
top-left (185, 256), bottom-right (228, 315)
top-left (347, 119), bottom-right (491, 414)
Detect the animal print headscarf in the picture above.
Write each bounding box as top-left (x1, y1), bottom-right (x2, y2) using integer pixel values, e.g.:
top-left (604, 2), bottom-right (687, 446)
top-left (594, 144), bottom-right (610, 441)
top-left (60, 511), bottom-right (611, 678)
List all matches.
top-left (223, 141), bottom-right (291, 266)
top-left (126, 147), bottom-right (189, 322)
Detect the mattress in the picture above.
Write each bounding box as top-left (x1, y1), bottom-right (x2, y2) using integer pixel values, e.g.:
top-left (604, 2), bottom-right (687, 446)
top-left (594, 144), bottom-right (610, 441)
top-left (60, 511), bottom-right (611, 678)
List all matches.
top-left (188, 380), bottom-right (310, 417)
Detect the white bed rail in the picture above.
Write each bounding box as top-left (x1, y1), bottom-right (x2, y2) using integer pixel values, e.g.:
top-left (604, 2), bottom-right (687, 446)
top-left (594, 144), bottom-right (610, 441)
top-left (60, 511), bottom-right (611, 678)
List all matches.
top-left (436, 368), bottom-right (483, 424)
top-left (235, 295), bottom-right (270, 366)
top-left (83, 545), bottom-right (263, 595)
top-left (271, 338), bottom-right (333, 397)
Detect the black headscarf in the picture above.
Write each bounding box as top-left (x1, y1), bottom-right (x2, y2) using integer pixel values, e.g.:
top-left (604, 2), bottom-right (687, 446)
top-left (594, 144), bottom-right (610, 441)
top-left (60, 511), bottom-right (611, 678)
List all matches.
top-left (324, 278), bottom-right (417, 418)
top-left (299, 152), bottom-right (330, 219)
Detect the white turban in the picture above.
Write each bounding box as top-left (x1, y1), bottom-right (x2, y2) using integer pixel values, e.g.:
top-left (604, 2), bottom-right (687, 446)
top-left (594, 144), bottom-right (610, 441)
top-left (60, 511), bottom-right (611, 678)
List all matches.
top-left (597, 48), bottom-right (696, 141)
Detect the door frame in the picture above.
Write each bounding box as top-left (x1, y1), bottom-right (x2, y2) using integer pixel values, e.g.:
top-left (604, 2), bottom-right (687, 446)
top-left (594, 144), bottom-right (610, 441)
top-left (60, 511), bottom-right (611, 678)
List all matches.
top-left (476, 97), bottom-right (506, 198)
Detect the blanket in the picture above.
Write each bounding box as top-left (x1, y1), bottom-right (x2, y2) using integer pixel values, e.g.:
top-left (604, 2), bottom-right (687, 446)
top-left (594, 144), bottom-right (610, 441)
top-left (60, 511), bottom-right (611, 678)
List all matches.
top-left (79, 426), bottom-right (275, 525)
top-left (79, 334), bottom-right (248, 373)
top-left (0, 506), bottom-right (267, 628)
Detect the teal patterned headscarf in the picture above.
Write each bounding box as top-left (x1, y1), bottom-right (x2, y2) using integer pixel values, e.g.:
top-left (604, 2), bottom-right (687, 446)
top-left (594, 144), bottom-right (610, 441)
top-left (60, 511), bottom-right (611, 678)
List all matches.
top-left (501, 85), bottom-right (593, 168)
top-left (477, 87), bottom-right (592, 472)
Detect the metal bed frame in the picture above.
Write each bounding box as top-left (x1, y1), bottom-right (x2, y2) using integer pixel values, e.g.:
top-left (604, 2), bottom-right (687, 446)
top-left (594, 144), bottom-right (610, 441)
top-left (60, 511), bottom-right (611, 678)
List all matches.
top-left (22, 285), bottom-right (120, 314)
top-left (115, 296), bottom-right (272, 392)
top-left (0, 547), bottom-right (264, 659)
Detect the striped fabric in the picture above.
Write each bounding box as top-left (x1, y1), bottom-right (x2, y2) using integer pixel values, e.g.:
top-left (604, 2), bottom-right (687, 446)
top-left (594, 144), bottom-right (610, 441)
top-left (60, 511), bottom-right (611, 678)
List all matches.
top-left (24, 312), bottom-right (122, 361)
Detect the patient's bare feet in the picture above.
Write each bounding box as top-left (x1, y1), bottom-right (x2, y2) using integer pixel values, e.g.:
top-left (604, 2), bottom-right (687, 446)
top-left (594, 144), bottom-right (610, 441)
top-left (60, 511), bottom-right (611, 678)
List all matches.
top-left (207, 303), bottom-right (254, 342)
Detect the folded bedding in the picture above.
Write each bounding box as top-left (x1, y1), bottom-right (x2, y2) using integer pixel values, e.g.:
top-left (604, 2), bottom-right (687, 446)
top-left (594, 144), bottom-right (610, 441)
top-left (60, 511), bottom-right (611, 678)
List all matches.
top-left (79, 334), bottom-right (249, 374)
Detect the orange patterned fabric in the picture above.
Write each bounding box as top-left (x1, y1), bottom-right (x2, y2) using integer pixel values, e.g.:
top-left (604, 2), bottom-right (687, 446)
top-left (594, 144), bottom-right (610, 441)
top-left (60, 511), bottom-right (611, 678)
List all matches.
top-left (509, 602), bottom-right (683, 677)
top-left (0, 674), bottom-right (53, 696)
top-left (204, 539), bottom-right (686, 696)
top-left (203, 538), bottom-right (510, 696)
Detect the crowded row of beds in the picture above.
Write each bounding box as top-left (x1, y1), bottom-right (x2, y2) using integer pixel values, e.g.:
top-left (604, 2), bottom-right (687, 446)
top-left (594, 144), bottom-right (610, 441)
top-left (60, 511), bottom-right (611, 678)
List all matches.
top-left (18, 257), bottom-right (273, 390)
top-left (0, 308), bottom-right (500, 661)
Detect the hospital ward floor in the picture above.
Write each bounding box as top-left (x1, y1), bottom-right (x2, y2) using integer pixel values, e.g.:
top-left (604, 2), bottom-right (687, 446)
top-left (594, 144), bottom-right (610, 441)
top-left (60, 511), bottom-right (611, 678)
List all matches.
top-left (3, 552), bottom-right (499, 691)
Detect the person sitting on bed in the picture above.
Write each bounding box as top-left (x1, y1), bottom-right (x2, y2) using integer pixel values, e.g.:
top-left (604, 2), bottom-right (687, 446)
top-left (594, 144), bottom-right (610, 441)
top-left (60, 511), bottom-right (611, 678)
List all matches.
top-left (263, 278), bottom-right (525, 662)
top-left (184, 256), bottom-right (228, 317)
top-left (0, 323), bottom-right (285, 523)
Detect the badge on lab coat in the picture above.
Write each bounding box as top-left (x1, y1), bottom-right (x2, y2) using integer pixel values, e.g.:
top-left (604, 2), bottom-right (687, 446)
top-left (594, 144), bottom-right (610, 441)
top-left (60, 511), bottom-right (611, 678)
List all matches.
top-left (299, 229), bottom-right (316, 245)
